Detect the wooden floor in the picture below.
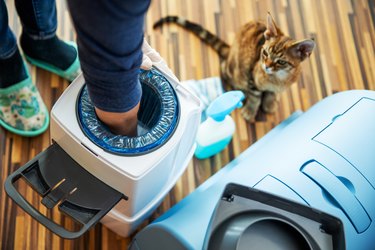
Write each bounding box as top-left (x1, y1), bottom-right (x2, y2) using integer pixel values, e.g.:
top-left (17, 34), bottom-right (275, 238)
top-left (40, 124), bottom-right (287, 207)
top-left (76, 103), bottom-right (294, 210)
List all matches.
top-left (1, 0), bottom-right (374, 249)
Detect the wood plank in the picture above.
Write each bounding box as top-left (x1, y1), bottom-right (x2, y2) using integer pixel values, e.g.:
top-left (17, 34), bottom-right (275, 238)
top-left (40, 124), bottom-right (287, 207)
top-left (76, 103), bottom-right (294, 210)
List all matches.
top-left (1, 0), bottom-right (374, 249)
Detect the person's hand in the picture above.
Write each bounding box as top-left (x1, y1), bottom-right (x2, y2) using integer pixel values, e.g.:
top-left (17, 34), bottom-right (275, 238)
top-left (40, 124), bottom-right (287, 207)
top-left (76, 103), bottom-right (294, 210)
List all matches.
top-left (95, 103), bottom-right (139, 137)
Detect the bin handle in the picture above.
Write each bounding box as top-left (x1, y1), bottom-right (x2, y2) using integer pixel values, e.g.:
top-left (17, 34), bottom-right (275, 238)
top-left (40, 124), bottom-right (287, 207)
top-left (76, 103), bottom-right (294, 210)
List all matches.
top-left (301, 161), bottom-right (371, 233)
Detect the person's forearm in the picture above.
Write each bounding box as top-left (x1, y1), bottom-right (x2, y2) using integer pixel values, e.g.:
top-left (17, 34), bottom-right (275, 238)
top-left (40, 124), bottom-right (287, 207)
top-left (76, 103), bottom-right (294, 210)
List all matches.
top-left (67, 0), bottom-right (151, 136)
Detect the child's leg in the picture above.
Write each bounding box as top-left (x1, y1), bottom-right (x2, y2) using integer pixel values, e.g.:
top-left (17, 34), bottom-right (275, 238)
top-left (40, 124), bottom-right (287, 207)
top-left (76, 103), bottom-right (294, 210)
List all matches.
top-left (15, 0), bottom-right (80, 81)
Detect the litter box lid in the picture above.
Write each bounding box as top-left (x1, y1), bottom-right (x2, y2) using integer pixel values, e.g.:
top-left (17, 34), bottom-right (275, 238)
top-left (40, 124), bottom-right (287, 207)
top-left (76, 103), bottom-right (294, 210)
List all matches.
top-left (76, 68), bottom-right (180, 156)
top-left (204, 183), bottom-right (345, 250)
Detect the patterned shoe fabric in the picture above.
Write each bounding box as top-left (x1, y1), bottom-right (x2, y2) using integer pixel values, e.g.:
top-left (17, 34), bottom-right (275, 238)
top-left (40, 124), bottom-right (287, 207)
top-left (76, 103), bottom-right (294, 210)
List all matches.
top-left (0, 77), bottom-right (49, 136)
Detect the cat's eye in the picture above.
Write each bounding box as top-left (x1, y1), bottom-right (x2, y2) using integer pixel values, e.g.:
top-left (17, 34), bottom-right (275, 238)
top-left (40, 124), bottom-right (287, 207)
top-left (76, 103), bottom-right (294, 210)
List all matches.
top-left (262, 50), bottom-right (268, 57)
top-left (277, 60), bottom-right (287, 65)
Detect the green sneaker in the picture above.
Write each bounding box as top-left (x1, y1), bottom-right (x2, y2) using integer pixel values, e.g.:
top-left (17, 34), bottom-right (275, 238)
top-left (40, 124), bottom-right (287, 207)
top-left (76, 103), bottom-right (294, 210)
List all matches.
top-left (0, 77), bottom-right (49, 136)
top-left (24, 41), bottom-right (81, 82)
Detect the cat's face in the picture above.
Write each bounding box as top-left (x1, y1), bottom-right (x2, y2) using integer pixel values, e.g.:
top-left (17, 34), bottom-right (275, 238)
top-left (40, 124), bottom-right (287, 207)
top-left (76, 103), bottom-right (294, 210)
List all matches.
top-left (262, 14), bottom-right (315, 79)
top-left (261, 41), bottom-right (295, 80)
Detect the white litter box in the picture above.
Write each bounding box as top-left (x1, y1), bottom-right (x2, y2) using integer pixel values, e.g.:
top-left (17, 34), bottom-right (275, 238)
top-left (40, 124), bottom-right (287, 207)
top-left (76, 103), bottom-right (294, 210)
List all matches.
top-left (5, 67), bottom-right (201, 238)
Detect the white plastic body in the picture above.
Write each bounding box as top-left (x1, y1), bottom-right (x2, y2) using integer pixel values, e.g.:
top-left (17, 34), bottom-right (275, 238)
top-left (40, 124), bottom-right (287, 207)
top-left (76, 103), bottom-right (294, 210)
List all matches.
top-left (196, 116), bottom-right (235, 146)
top-left (50, 72), bottom-right (201, 237)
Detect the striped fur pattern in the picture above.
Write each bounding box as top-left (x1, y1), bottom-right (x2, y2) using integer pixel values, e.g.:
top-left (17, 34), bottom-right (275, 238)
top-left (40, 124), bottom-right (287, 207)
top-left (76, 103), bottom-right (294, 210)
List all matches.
top-left (154, 14), bottom-right (315, 121)
top-left (153, 16), bottom-right (230, 59)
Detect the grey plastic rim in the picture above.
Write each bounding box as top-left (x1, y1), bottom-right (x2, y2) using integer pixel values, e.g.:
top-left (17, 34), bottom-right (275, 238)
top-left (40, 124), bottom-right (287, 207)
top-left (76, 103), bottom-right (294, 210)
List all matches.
top-left (208, 212), bottom-right (312, 250)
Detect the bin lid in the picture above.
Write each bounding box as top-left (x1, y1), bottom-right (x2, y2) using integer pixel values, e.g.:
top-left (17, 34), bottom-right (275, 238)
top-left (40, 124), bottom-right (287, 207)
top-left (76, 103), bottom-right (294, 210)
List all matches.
top-left (204, 183), bottom-right (345, 250)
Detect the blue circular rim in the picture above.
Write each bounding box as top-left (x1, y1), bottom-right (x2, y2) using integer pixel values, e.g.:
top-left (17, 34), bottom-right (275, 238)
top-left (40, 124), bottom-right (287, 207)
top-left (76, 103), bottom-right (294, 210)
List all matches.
top-left (76, 68), bottom-right (180, 156)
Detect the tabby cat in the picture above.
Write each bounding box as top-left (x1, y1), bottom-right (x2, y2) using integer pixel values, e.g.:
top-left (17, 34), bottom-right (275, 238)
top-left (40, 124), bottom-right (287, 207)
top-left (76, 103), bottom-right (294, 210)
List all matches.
top-left (154, 13), bottom-right (315, 121)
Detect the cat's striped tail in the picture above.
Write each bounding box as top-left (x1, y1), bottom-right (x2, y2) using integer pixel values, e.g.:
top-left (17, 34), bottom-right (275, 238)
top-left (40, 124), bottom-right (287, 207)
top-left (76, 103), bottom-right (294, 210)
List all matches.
top-left (153, 16), bottom-right (230, 59)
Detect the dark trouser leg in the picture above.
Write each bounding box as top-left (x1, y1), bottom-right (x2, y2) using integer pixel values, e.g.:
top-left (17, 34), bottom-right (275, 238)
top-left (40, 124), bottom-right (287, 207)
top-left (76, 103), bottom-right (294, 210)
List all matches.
top-left (15, 0), bottom-right (77, 71)
top-left (67, 0), bottom-right (151, 113)
top-left (0, 0), bottom-right (27, 88)
top-left (15, 0), bottom-right (57, 38)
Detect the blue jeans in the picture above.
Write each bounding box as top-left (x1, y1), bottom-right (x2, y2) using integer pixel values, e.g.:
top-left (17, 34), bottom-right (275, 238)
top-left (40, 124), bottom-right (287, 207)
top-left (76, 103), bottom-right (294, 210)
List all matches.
top-left (67, 0), bottom-right (151, 113)
top-left (0, 0), bottom-right (57, 59)
top-left (1, 0), bottom-right (151, 113)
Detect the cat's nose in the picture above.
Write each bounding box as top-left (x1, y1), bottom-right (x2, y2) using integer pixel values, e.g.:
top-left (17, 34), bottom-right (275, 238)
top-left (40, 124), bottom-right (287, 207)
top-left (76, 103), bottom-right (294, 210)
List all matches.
top-left (264, 65), bottom-right (273, 74)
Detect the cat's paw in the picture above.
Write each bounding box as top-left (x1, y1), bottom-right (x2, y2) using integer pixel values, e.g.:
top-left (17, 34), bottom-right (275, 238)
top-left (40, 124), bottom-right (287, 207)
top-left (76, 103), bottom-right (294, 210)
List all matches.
top-left (262, 100), bottom-right (278, 113)
top-left (241, 108), bottom-right (256, 121)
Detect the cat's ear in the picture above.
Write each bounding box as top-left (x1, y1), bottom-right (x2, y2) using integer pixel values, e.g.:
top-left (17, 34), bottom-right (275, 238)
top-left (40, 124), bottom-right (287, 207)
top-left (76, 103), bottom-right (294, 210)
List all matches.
top-left (288, 39), bottom-right (315, 61)
top-left (264, 13), bottom-right (279, 40)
